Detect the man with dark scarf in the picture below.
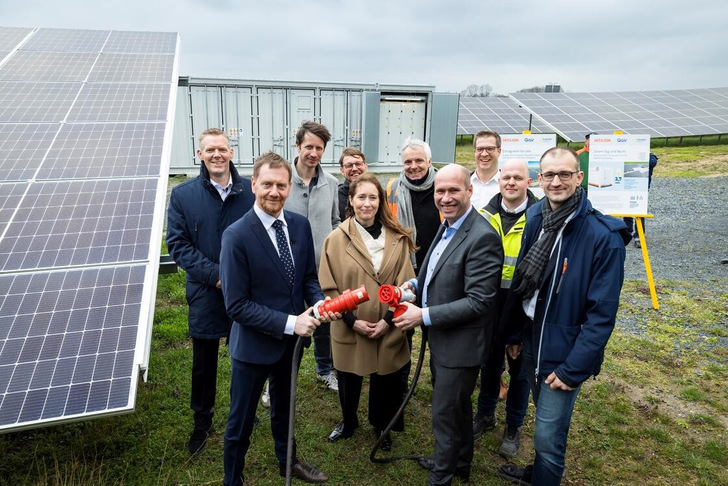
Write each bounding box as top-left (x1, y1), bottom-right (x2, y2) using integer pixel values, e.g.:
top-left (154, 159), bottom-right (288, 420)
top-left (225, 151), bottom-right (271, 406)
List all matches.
top-left (498, 147), bottom-right (630, 486)
top-left (386, 138), bottom-right (442, 272)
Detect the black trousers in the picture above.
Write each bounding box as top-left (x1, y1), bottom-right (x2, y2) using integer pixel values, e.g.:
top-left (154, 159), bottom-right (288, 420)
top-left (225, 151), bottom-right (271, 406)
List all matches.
top-left (191, 337), bottom-right (220, 430)
top-left (337, 366), bottom-right (405, 435)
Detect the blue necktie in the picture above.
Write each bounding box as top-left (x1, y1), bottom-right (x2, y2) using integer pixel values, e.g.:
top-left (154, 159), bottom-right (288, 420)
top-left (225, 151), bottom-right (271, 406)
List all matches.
top-left (273, 219), bottom-right (294, 285)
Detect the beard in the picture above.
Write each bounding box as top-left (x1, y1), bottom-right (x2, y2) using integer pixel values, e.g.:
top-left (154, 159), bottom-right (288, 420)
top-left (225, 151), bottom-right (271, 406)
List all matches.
top-left (258, 197), bottom-right (285, 216)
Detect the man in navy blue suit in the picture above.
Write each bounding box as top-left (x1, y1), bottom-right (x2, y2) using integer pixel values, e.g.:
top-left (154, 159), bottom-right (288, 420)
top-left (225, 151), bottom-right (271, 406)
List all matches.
top-left (220, 152), bottom-right (335, 485)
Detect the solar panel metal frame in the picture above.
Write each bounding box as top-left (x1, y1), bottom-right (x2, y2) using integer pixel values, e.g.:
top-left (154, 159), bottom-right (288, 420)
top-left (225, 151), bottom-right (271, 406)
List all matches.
top-left (0, 26), bottom-right (179, 432)
top-left (509, 88), bottom-right (728, 142)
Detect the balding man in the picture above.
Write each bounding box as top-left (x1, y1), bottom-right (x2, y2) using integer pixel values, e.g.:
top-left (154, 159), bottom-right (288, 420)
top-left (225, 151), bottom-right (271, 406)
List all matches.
top-left (394, 164), bottom-right (502, 486)
top-left (474, 160), bottom-right (538, 458)
top-left (498, 148), bottom-right (629, 485)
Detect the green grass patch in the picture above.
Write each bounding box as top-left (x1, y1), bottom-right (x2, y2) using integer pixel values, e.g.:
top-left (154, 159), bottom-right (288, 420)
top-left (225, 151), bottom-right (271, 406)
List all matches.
top-left (2, 178), bottom-right (728, 486)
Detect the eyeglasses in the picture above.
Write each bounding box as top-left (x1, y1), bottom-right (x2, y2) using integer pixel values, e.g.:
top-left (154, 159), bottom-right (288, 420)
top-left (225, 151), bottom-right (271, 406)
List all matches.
top-left (539, 171), bottom-right (578, 182)
top-left (475, 146), bottom-right (499, 154)
top-left (342, 162), bottom-right (366, 170)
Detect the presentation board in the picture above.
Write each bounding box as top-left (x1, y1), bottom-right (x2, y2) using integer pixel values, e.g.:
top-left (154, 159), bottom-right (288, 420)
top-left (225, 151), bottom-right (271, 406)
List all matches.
top-left (587, 134), bottom-right (651, 215)
top-left (500, 133), bottom-right (557, 198)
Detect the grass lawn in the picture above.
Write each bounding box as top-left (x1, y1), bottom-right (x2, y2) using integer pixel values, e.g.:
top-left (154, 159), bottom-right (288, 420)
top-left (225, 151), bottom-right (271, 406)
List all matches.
top-left (0, 144), bottom-right (726, 485)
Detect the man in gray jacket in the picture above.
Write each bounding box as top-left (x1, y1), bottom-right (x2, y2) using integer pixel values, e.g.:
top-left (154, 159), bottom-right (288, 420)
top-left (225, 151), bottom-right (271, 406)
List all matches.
top-left (394, 164), bottom-right (502, 486)
top-left (284, 120), bottom-right (340, 391)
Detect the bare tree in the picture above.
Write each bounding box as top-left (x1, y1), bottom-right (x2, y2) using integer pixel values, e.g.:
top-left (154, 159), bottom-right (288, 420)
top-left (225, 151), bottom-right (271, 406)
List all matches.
top-left (517, 84), bottom-right (562, 93)
top-left (460, 84), bottom-right (493, 97)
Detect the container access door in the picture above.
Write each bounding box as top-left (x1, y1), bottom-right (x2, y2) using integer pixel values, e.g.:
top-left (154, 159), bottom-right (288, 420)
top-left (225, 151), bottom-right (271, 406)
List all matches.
top-left (256, 88), bottom-right (287, 159)
top-left (378, 95), bottom-right (427, 167)
top-left (288, 89), bottom-right (316, 161)
top-left (223, 87), bottom-right (254, 166)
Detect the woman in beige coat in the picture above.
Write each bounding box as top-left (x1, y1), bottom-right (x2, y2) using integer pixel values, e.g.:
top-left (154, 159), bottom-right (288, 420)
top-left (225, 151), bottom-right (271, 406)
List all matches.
top-left (319, 173), bottom-right (416, 450)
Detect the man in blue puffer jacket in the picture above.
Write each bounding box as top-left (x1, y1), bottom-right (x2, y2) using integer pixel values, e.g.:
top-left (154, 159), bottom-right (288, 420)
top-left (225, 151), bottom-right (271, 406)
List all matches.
top-left (498, 147), bottom-right (630, 486)
top-left (166, 128), bottom-right (254, 455)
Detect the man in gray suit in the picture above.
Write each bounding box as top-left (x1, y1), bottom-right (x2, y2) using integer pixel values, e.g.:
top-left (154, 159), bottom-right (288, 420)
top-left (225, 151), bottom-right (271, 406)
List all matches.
top-left (394, 164), bottom-right (503, 486)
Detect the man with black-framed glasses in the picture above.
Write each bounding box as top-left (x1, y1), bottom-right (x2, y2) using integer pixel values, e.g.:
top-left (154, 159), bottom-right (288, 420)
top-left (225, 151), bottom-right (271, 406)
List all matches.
top-left (471, 130), bottom-right (502, 210)
top-left (498, 147), bottom-right (630, 485)
top-left (337, 147), bottom-right (369, 222)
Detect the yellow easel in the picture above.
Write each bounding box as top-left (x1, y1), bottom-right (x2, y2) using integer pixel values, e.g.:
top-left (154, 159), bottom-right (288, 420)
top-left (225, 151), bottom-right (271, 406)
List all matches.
top-left (610, 214), bottom-right (658, 309)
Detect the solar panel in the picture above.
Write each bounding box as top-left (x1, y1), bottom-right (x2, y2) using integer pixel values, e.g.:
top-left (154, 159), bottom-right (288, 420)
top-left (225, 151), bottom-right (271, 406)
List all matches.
top-left (0, 124), bottom-right (60, 181)
top-left (0, 51), bottom-right (98, 82)
top-left (0, 26), bottom-right (33, 52)
top-left (0, 179), bottom-right (157, 272)
top-left (40, 123), bottom-right (167, 180)
top-left (0, 26), bottom-right (179, 432)
top-left (0, 82), bottom-right (82, 123)
top-left (509, 88), bottom-right (728, 142)
top-left (20, 28), bottom-right (110, 53)
top-left (68, 83), bottom-right (171, 122)
top-left (104, 31), bottom-right (178, 55)
top-left (0, 265), bottom-right (144, 427)
top-left (88, 54), bottom-right (176, 83)
top-left (458, 96), bottom-right (552, 135)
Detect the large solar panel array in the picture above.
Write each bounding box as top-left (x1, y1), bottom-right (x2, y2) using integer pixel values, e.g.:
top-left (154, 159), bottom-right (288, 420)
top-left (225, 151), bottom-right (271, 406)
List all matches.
top-left (509, 88), bottom-right (728, 142)
top-left (458, 96), bottom-right (552, 135)
top-left (0, 27), bottom-right (179, 432)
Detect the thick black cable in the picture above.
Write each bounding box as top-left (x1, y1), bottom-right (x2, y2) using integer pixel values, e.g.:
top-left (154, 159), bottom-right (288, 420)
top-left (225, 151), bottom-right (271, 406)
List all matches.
top-left (285, 336), bottom-right (305, 486)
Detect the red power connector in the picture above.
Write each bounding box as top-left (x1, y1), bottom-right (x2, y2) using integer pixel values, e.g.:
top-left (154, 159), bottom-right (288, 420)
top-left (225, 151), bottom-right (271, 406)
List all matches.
top-left (378, 279), bottom-right (418, 318)
top-left (312, 285), bottom-right (370, 319)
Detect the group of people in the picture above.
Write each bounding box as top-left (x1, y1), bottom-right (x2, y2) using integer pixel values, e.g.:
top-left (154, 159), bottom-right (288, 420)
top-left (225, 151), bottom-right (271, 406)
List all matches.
top-left (166, 123), bottom-right (631, 486)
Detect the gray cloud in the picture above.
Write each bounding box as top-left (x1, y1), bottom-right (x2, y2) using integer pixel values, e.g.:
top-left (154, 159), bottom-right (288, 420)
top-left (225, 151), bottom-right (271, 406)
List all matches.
top-left (2, 0), bottom-right (726, 94)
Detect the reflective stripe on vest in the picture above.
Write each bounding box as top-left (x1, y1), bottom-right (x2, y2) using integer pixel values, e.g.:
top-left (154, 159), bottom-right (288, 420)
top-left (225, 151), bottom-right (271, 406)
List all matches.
top-left (479, 208), bottom-right (526, 289)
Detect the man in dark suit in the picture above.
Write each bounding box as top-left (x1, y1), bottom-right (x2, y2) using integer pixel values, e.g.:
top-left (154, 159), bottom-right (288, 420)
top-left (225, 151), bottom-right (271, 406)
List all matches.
top-left (220, 152), bottom-right (336, 485)
top-left (394, 164), bottom-right (503, 486)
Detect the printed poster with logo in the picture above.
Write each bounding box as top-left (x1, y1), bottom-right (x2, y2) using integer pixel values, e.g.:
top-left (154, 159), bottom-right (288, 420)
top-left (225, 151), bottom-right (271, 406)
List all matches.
top-left (500, 134), bottom-right (557, 198)
top-left (587, 134), bottom-right (651, 215)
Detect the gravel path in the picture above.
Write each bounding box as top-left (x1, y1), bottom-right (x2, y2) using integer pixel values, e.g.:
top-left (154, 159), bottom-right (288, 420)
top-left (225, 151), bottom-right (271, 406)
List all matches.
top-left (623, 176), bottom-right (728, 283)
top-left (619, 176), bottom-right (728, 349)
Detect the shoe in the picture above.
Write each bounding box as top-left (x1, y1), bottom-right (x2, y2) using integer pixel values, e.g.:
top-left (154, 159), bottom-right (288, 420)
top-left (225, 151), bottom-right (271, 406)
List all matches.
top-left (328, 421), bottom-right (354, 442)
top-left (473, 413), bottom-right (497, 439)
top-left (261, 381), bottom-right (270, 408)
top-left (634, 237), bottom-right (641, 248)
top-left (497, 464), bottom-right (532, 485)
top-left (317, 372), bottom-right (339, 391)
top-left (374, 429), bottom-right (392, 451)
top-left (279, 461), bottom-right (329, 483)
top-left (188, 425), bottom-right (212, 455)
top-left (498, 426), bottom-right (522, 458)
top-left (417, 457), bottom-right (470, 483)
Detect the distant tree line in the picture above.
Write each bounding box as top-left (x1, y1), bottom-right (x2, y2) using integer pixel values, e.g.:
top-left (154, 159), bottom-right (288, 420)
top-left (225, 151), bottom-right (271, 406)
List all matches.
top-left (460, 83), bottom-right (563, 96)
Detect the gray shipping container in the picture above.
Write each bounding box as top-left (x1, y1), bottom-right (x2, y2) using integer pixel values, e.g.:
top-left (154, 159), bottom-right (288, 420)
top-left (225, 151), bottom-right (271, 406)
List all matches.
top-left (170, 77), bottom-right (458, 174)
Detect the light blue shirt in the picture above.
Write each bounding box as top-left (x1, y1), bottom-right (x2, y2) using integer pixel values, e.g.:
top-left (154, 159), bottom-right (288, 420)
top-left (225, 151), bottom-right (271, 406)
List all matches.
top-left (253, 204), bottom-right (297, 335)
top-left (422, 206), bottom-right (473, 326)
top-left (210, 177), bottom-right (233, 201)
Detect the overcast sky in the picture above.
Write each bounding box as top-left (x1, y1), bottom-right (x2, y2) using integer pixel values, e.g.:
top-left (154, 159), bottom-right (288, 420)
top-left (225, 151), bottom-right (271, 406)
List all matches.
top-left (2, 0), bottom-right (726, 94)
